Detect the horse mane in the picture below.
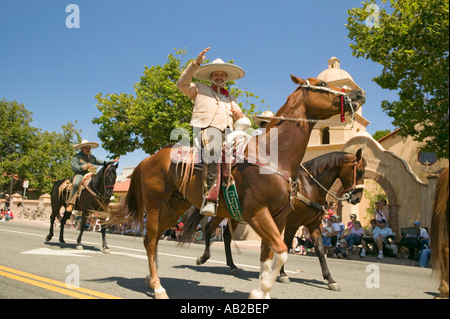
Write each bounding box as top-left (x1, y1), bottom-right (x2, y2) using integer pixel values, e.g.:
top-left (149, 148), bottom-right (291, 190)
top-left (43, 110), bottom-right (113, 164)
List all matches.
top-left (430, 167), bottom-right (449, 282)
top-left (300, 152), bottom-right (348, 177)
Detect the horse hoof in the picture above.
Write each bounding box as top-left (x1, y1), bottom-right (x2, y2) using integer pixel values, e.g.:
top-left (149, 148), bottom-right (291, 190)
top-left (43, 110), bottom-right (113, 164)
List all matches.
top-left (76, 244), bottom-right (83, 250)
top-left (328, 283), bottom-right (341, 291)
top-left (277, 275), bottom-right (291, 284)
top-left (154, 287), bottom-right (169, 299)
top-left (249, 289), bottom-right (271, 299)
top-left (45, 236), bottom-right (51, 242)
top-left (103, 248), bottom-right (110, 254)
top-left (230, 268), bottom-right (240, 276)
top-left (196, 256), bottom-right (205, 265)
top-left (249, 289), bottom-right (265, 299)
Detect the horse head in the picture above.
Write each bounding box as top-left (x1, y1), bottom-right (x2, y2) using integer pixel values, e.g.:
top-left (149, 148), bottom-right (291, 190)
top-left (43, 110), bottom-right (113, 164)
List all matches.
top-left (339, 148), bottom-right (365, 204)
top-left (103, 162), bottom-right (118, 200)
top-left (290, 75), bottom-right (366, 119)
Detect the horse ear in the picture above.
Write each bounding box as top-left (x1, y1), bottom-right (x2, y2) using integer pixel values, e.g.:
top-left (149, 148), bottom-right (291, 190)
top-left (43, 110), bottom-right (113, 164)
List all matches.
top-left (356, 148), bottom-right (362, 161)
top-left (291, 74), bottom-right (304, 85)
top-left (114, 162), bottom-right (119, 169)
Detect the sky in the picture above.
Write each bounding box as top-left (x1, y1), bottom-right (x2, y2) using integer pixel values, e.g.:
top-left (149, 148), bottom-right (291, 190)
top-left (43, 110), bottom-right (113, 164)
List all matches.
top-left (0, 0), bottom-right (398, 175)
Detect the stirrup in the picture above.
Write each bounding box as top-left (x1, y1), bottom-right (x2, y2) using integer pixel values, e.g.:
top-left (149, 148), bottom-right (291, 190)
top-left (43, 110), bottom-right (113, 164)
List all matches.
top-left (200, 198), bottom-right (217, 217)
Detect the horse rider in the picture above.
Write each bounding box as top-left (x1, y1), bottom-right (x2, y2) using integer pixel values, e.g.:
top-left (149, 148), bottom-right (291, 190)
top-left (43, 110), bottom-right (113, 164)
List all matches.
top-left (65, 139), bottom-right (119, 214)
top-left (251, 110), bottom-right (274, 136)
top-left (177, 47), bottom-right (245, 216)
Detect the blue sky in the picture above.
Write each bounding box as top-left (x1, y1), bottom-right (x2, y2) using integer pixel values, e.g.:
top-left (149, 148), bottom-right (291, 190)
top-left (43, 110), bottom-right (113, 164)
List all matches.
top-left (0, 0), bottom-right (397, 174)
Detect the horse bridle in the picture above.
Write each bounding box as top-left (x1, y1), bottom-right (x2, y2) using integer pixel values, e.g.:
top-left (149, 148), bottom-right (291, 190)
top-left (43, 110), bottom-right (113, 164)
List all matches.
top-left (89, 165), bottom-right (116, 200)
top-left (339, 158), bottom-right (365, 201)
top-left (293, 156), bottom-right (364, 210)
top-left (250, 80), bottom-right (356, 126)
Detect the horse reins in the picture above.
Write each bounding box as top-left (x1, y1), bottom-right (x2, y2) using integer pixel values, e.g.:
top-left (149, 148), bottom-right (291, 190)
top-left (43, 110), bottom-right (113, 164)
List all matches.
top-left (87, 165), bottom-right (115, 200)
top-left (250, 81), bottom-right (356, 126)
top-left (292, 157), bottom-right (364, 211)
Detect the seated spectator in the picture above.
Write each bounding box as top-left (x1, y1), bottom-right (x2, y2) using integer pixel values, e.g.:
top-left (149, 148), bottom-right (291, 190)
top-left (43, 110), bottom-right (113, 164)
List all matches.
top-left (414, 221), bottom-right (429, 256)
top-left (346, 214), bottom-right (357, 234)
top-left (360, 219), bottom-right (393, 259)
top-left (345, 220), bottom-right (366, 254)
top-left (322, 218), bottom-right (334, 256)
top-left (294, 226), bottom-right (312, 255)
top-left (333, 239), bottom-right (349, 259)
top-left (329, 215), bottom-right (340, 247)
top-left (365, 219), bottom-right (377, 236)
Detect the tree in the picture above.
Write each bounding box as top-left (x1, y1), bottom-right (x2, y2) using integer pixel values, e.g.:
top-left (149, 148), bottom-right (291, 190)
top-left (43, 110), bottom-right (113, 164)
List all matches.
top-left (372, 129), bottom-right (391, 141)
top-left (22, 123), bottom-right (82, 194)
top-left (346, 0), bottom-right (449, 158)
top-left (93, 49), bottom-right (266, 156)
top-left (0, 99), bottom-right (81, 195)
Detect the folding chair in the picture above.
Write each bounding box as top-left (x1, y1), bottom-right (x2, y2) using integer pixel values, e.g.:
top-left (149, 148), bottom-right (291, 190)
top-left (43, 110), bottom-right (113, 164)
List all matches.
top-left (396, 227), bottom-right (420, 259)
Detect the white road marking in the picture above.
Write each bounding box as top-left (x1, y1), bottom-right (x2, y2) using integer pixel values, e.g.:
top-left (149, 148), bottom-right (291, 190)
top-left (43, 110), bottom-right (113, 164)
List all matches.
top-left (1, 228), bottom-right (298, 273)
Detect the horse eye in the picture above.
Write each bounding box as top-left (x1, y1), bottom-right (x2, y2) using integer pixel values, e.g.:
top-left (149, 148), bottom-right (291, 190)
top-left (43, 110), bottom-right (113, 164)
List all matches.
top-left (320, 81), bottom-right (327, 87)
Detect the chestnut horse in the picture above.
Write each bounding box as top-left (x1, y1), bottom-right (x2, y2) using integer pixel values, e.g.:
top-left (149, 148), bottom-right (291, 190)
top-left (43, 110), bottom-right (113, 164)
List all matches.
top-left (430, 167), bottom-right (449, 298)
top-left (108, 76), bottom-right (366, 299)
top-left (184, 149), bottom-right (365, 292)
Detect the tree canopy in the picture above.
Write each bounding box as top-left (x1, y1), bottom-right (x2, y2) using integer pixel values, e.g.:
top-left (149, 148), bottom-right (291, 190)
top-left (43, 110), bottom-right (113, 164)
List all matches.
top-left (347, 0), bottom-right (449, 158)
top-left (93, 49), bottom-right (266, 156)
top-left (0, 99), bottom-right (81, 195)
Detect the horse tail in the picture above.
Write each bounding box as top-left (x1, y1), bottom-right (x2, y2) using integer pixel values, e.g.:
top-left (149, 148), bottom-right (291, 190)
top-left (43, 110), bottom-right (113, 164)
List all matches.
top-left (430, 167), bottom-right (449, 281)
top-left (180, 206), bottom-right (204, 243)
top-left (108, 158), bottom-right (147, 231)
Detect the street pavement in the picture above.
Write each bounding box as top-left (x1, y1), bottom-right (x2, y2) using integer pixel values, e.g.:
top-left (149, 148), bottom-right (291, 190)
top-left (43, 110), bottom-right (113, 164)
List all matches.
top-left (0, 216), bottom-right (442, 301)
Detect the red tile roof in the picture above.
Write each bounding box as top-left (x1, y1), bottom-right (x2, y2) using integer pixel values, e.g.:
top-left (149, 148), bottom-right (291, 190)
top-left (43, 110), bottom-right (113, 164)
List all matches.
top-left (113, 179), bottom-right (130, 192)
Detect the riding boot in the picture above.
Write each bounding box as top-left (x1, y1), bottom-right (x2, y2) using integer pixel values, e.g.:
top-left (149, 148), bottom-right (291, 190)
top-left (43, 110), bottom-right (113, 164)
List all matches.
top-left (201, 162), bottom-right (218, 217)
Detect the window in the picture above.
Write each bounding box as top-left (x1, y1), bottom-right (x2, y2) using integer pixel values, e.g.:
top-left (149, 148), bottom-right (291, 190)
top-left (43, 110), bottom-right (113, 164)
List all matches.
top-left (418, 151), bottom-right (437, 166)
top-left (322, 127), bottom-right (330, 145)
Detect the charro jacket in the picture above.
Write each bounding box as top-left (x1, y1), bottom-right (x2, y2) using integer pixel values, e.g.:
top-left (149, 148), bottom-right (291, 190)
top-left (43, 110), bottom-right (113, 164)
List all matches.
top-left (177, 61), bottom-right (243, 131)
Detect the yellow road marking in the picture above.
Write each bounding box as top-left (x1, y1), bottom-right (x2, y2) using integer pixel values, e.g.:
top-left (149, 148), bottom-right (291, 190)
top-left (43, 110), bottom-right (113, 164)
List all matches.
top-left (0, 265), bottom-right (122, 299)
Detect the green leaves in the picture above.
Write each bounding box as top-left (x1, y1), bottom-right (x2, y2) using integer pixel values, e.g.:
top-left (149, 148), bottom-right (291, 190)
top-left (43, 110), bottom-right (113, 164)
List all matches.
top-left (0, 99), bottom-right (81, 195)
top-left (94, 49), bottom-right (268, 156)
top-left (347, 0), bottom-right (449, 158)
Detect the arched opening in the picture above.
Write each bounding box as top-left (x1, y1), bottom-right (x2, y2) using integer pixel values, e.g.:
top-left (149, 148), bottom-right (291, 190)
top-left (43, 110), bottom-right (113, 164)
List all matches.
top-left (321, 127), bottom-right (330, 145)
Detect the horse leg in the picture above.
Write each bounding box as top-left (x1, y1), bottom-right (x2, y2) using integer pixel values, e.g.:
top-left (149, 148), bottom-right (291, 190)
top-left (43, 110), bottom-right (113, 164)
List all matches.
top-left (46, 205), bottom-right (61, 242)
top-left (224, 220), bottom-right (240, 275)
top-left (76, 211), bottom-right (88, 250)
top-left (100, 222), bottom-right (110, 254)
top-left (246, 208), bottom-right (288, 299)
top-left (278, 218), bottom-right (302, 284)
top-left (144, 196), bottom-right (189, 299)
top-left (58, 210), bottom-right (72, 247)
top-left (310, 226), bottom-right (339, 291)
top-left (197, 217), bottom-right (223, 266)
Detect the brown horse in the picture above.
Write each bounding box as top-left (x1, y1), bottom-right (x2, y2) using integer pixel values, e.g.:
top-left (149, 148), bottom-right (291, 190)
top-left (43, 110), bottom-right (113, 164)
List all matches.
top-left (184, 149), bottom-right (365, 292)
top-left (108, 76), bottom-right (366, 299)
top-left (430, 167), bottom-right (449, 298)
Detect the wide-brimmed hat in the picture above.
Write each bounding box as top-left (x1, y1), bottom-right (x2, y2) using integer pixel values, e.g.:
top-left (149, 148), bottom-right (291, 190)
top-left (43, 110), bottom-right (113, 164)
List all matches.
top-left (254, 110), bottom-right (274, 126)
top-left (194, 58), bottom-right (245, 81)
top-left (73, 139), bottom-right (99, 150)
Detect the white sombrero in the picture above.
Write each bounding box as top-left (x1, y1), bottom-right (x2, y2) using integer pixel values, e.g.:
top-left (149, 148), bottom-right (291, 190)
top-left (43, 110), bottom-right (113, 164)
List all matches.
top-left (194, 58), bottom-right (245, 81)
top-left (73, 139), bottom-right (99, 149)
top-left (254, 110), bottom-right (274, 126)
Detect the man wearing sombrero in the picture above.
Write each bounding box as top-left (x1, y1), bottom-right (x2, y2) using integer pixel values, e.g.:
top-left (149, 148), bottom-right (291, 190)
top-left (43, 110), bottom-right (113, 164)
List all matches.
top-left (177, 47), bottom-right (245, 216)
top-left (66, 139), bottom-right (119, 213)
